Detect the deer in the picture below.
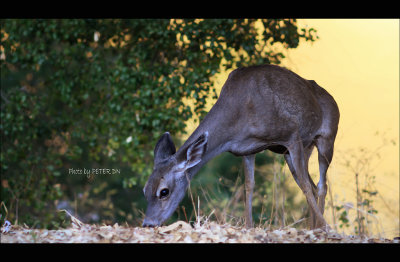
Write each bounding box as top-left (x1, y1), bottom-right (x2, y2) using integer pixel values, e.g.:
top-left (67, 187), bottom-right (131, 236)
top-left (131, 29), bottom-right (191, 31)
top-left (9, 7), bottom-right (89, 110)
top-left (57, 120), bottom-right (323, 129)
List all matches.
top-left (142, 64), bottom-right (340, 230)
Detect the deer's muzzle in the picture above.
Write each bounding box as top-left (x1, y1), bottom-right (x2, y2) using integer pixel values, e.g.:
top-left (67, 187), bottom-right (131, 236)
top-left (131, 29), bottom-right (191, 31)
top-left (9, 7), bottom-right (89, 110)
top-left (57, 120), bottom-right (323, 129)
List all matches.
top-left (142, 217), bottom-right (159, 227)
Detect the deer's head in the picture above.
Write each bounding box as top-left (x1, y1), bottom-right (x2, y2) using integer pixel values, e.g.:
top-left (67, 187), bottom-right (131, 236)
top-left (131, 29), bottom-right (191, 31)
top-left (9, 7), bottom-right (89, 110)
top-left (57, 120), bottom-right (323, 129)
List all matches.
top-left (142, 132), bottom-right (208, 227)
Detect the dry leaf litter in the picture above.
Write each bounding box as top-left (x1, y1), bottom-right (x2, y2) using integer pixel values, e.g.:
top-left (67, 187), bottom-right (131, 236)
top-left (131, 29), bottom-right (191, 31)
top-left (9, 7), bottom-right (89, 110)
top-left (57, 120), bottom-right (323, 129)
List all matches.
top-left (1, 219), bottom-right (397, 243)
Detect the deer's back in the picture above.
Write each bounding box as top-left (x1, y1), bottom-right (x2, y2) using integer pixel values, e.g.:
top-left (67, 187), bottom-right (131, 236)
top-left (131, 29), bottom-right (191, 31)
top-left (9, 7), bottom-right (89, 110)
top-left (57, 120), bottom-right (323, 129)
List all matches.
top-left (214, 65), bottom-right (335, 149)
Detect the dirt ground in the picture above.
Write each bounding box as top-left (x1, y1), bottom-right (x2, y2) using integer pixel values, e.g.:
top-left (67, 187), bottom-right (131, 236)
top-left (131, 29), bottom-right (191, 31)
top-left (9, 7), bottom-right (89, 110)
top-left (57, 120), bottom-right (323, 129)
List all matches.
top-left (1, 220), bottom-right (397, 243)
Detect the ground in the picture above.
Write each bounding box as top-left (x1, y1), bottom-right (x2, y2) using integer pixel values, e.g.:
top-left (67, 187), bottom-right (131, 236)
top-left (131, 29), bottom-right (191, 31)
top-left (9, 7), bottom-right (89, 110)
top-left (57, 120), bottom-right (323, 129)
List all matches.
top-left (1, 220), bottom-right (397, 243)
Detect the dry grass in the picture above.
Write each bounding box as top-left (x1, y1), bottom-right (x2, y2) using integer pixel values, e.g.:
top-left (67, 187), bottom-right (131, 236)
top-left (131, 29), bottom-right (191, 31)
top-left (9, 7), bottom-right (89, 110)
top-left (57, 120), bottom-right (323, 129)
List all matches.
top-left (1, 210), bottom-right (397, 243)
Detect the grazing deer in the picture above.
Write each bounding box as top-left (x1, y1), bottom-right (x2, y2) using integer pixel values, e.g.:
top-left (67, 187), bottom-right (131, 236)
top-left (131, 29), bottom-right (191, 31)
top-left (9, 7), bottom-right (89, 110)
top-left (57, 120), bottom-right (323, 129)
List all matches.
top-left (142, 64), bottom-right (339, 230)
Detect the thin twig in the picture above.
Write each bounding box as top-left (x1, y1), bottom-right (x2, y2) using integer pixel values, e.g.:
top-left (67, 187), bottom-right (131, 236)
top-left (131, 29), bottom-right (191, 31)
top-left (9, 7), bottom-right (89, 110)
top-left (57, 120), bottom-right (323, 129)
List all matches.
top-left (58, 209), bottom-right (84, 228)
top-left (185, 172), bottom-right (198, 220)
top-left (283, 218), bottom-right (307, 229)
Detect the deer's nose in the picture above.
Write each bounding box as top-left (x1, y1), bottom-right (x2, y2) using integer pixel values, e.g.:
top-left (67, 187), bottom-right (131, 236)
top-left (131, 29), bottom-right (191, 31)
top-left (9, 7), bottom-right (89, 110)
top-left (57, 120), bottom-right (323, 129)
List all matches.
top-left (142, 218), bottom-right (157, 227)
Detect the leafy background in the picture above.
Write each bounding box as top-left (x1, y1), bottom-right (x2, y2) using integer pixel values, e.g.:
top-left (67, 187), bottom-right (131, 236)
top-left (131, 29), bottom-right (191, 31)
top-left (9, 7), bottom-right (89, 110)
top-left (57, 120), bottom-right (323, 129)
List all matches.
top-left (1, 19), bottom-right (318, 228)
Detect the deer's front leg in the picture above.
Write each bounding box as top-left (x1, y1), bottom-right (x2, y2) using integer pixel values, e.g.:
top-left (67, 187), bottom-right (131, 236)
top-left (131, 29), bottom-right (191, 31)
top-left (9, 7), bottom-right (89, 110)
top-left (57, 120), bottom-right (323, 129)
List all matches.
top-left (243, 154), bottom-right (255, 228)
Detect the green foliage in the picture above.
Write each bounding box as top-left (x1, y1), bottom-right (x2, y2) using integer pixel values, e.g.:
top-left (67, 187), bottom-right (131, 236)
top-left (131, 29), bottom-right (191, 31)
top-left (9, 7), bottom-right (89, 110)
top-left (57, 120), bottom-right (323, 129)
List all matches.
top-left (333, 178), bottom-right (379, 234)
top-left (333, 141), bottom-right (383, 235)
top-left (335, 204), bottom-right (350, 229)
top-left (0, 19), bottom-right (318, 228)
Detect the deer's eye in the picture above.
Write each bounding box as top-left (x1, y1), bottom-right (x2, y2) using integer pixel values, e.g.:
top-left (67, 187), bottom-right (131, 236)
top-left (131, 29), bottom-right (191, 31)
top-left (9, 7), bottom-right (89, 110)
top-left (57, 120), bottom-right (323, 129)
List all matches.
top-left (159, 188), bottom-right (169, 199)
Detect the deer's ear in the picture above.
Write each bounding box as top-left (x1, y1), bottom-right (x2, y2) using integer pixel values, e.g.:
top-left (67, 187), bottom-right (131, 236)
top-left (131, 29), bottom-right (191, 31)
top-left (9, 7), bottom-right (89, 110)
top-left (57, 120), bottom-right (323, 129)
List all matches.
top-left (154, 132), bottom-right (176, 164)
top-left (184, 132), bottom-right (208, 169)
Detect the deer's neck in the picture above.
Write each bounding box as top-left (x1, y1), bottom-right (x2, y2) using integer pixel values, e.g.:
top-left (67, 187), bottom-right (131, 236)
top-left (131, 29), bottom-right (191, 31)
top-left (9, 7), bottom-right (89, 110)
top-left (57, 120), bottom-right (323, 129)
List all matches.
top-left (178, 103), bottom-right (232, 179)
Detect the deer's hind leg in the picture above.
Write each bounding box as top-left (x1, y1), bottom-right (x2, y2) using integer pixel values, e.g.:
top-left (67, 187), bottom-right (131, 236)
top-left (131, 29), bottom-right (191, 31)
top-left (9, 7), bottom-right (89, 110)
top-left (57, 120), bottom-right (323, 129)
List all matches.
top-left (286, 133), bottom-right (328, 230)
top-left (284, 145), bottom-right (319, 228)
top-left (315, 136), bottom-right (335, 218)
top-left (284, 145), bottom-right (316, 195)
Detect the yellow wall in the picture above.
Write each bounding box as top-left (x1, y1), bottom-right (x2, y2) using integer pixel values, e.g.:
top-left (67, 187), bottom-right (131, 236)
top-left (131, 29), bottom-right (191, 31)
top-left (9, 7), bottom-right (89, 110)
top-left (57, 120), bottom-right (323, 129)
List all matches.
top-left (283, 19), bottom-right (399, 238)
top-left (184, 19), bottom-right (399, 238)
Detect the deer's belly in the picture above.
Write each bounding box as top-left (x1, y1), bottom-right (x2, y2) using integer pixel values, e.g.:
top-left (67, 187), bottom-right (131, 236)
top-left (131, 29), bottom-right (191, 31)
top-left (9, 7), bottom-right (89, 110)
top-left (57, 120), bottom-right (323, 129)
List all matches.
top-left (227, 138), bottom-right (285, 156)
